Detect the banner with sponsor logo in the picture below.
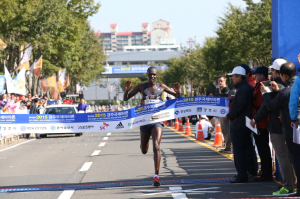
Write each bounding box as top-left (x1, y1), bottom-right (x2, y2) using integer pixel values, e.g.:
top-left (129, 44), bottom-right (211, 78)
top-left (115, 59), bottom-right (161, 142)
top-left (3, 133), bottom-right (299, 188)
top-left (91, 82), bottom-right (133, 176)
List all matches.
top-left (0, 97), bottom-right (229, 135)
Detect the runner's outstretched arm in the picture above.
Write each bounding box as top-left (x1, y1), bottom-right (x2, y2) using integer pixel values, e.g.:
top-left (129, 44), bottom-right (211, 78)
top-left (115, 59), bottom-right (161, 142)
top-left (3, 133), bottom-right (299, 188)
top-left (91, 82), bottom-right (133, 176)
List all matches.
top-left (123, 80), bottom-right (142, 101)
top-left (160, 83), bottom-right (181, 98)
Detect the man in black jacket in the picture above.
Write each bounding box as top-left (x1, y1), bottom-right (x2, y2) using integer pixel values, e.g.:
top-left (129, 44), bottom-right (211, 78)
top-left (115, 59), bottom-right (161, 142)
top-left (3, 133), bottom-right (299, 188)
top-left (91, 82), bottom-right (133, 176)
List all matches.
top-left (251, 59), bottom-right (296, 196)
top-left (226, 66), bottom-right (257, 183)
top-left (261, 62), bottom-right (300, 197)
top-left (29, 98), bottom-right (40, 139)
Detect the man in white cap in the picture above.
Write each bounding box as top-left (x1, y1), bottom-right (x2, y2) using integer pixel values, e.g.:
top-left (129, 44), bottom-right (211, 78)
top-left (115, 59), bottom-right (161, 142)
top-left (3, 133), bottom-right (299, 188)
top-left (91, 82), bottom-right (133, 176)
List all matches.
top-left (195, 115), bottom-right (214, 140)
top-left (251, 58), bottom-right (297, 196)
top-left (226, 66), bottom-right (257, 183)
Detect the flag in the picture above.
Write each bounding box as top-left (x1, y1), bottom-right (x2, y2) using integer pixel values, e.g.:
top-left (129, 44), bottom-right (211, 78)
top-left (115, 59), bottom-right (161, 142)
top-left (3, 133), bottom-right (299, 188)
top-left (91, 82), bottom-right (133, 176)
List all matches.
top-left (0, 75), bottom-right (5, 94)
top-left (20, 44), bottom-right (32, 65)
top-left (5, 66), bottom-right (27, 95)
top-left (0, 38), bottom-right (7, 50)
top-left (12, 69), bottom-right (26, 95)
top-left (57, 68), bottom-right (66, 92)
top-left (34, 56), bottom-right (42, 77)
top-left (18, 60), bottom-right (30, 70)
top-left (29, 60), bottom-right (36, 72)
top-left (64, 75), bottom-right (70, 89)
top-left (50, 86), bottom-right (60, 100)
top-left (4, 66), bottom-right (15, 93)
top-left (41, 76), bottom-right (56, 92)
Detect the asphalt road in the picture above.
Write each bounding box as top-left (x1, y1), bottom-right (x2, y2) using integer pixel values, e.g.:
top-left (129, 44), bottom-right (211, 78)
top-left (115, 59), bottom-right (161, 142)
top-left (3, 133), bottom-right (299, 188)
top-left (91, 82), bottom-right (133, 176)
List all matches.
top-left (0, 125), bottom-right (280, 199)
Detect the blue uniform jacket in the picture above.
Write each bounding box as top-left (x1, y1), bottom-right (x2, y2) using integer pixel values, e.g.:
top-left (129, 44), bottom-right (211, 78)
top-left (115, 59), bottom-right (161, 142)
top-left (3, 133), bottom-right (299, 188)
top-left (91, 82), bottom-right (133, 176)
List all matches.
top-left (289, 76), bottom-right (300, 121)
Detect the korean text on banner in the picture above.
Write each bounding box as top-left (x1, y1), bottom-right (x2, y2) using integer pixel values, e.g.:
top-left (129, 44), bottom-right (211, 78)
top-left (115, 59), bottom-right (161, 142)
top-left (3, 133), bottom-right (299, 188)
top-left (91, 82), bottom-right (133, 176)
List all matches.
top-left (34, 56), bottom-right (42, 77)
top-left (0, 97), bottom-right (229, 135)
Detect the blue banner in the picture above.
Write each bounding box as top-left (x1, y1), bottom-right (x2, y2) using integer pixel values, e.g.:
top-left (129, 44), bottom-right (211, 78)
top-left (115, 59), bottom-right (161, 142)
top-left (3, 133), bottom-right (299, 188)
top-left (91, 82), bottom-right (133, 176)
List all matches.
top-left (0, 97), bottom-right (229, 134)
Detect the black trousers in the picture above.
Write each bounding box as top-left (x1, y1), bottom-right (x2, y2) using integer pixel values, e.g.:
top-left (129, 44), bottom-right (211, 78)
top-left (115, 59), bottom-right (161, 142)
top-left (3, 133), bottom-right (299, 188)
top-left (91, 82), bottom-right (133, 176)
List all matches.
top-left (286, 135), bottom-right (300, 189)
top-left (253, 128), bottom-right (273, 179)
top-left (231, 128), bottom-right (258, 180)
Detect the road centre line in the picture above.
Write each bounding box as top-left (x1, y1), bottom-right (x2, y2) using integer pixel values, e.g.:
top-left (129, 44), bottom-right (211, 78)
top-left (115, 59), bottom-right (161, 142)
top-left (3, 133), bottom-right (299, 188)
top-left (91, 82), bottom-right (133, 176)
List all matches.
top-left (107, 133), bottom-right (111, 136)
top-left (91, 150), bottom-right (101, 156)
top-left (79, 162), bottom-right (93, 172)
top-left (171, 193), bottom-right (188, 199)
top-left (0, 139), bottom-right (36, 153)
top-left (58, 190), bottom-right (75, 199)
top-left (99, 142), bottom-right (106, 147)
top-left (103, 137), bottom-right (108, 140)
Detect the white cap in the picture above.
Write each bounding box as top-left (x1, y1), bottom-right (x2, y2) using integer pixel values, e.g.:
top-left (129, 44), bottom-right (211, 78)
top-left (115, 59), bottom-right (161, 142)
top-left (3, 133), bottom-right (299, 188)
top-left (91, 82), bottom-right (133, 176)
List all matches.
top-left (200, 115), bottom-right (208, 120)
top-left (227, 66), bottom-right (246, 76)
top-left (269, 59), bottom-right (287, 71)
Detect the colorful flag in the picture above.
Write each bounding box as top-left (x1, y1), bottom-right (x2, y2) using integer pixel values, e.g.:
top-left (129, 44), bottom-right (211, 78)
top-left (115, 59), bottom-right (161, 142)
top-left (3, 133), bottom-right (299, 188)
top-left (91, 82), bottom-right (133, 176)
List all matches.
top-left (0, 75), bottom-right (5, 94)
top-left (4, 66), bottom-right (15, 93)
top-left (0, 38), bottom-right (7, 50)
top-left (64, 75), bottom-right (70, 89)
top-left (41, 76), bottom-right (56, 93)
top-left (5, 66), bottom-right (27, 95)
top-left (34, 56), bottom-right (42, 77)
top-left (57, 68), bottom-right (66, 92)
top-left (50, 86), bottom-right (60, 100)
top-left (20, 44), bottom-right (32, 65)
top-left (18, 60), bottom-right (30, 70)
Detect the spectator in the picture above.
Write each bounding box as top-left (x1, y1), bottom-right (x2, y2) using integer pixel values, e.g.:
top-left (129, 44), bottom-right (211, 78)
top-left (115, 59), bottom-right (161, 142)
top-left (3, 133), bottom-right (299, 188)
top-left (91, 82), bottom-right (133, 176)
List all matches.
top-left (226, 66), bottom-right (257, 183)
top-left (251, 58), bottom-right (296, 196)
top-left (207, 92), bottom-right (213, 97)
top-left (240, 64), bottom-right (257, 88)
top-left (250, 66), bottom-right (273, 181)
top-left (29, 98), bottom-right (40, 139)
top-left (261, 62), bottom-right (299, 197)
top-left (77, 98), bottom-right (88, 113)
top-left (218, 75), bottom-right (231, 153)
top-left (195, 115), bottom-right (214, 140)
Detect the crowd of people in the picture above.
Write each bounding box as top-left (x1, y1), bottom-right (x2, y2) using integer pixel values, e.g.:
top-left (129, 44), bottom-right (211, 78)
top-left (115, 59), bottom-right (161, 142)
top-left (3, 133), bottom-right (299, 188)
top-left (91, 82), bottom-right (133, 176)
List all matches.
top-left (216, 55), bottom-right (300, 197)
top-left (0, 93), bottom-right (48, 114)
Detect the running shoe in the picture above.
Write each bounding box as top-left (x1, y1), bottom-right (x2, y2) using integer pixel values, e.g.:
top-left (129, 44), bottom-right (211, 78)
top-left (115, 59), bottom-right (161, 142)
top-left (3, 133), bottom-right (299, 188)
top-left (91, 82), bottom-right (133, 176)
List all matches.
top-left (272, 187), bottom-right (294, 196)
top-left (153, 176), bottom-right (161, 187)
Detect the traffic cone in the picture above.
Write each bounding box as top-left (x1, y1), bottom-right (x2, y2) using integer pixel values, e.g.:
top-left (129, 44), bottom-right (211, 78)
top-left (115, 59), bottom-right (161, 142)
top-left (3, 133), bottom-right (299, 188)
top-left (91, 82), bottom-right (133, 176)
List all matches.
top-left (196, 120), bottom-right (205, 141)
top-left (178, 118), bottom-right (184, 132)
top-left (185, 117), bottom-right (192, 136)
top-left (213, 121), bottom-right (223, 146)
top-left (174, 118), bottom-right (179, 130)
top-left (163, 121), bottom-right (167, 125)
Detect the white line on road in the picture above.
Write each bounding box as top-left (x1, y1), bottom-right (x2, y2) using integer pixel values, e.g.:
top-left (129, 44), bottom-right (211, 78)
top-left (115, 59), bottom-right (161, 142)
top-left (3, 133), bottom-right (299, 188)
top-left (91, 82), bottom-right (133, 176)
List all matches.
top-left (0, 139), bottom-right (36, 153)
top-left (99, 142), bottom-right (106, 147)
top-left (171, 193), bottom-right (188, 199)
top-left (91, 150), bottom-right (101, 156)
top-left (103, 137), bottom-right (108, 140)
top-left (58, 190), bottom-right (75, 199)
top-left (170, 187), bottom-right (187, 199)
top-left (107, 133), bottom-right (111, 136)
top-left (79, 162), bottom-right (93, 172)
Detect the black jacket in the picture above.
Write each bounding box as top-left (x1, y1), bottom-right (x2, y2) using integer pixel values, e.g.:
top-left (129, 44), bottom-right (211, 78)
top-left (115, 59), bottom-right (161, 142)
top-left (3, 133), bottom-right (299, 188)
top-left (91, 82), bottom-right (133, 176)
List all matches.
top-left (227, 79), bottom-right (253, 129)
top-left (29, 103), bottom-right (39, 114)
top-left (263, 76), bottom-right (296, 138)
top-left (254, 77), bottom-right (285, 134)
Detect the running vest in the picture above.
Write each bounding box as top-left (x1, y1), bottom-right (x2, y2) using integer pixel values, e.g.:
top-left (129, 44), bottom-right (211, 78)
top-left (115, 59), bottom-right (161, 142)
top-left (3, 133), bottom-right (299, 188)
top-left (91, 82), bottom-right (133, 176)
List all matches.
top-left (142, 83), bottom-right (163, 105)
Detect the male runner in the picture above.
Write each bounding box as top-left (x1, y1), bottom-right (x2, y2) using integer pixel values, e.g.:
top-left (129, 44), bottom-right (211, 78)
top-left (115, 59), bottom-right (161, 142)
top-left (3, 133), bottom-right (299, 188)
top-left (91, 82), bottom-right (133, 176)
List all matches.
top-left (123, 66), bottom-right (181, 187)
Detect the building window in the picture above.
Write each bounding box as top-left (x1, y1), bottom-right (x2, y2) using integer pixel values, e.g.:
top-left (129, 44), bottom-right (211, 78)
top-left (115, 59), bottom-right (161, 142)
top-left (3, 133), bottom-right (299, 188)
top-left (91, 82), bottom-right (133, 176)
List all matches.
top-left (117, 48), bottom-right (123, 51)
top-left (117, 36), bottom-right (122, 39)
top-left (122, 36), bottom-right (128, 39)
top-left (117, 44), bottom-right (122, 47)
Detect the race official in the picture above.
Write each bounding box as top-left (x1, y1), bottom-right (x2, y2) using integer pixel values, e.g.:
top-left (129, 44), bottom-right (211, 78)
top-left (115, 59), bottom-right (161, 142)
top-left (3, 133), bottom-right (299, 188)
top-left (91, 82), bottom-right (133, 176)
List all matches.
top-left (226, 66), bottom-right (257, 183)
top-left (77, 98), bottom-right (88, 113)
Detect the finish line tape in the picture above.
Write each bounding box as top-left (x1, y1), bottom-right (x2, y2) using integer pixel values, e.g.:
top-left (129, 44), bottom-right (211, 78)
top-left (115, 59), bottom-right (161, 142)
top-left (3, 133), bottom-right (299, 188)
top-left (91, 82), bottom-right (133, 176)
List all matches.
top-left (0, 178), bottom-right (232, 193)
top-left (0, 97), bottom-right (229, 135)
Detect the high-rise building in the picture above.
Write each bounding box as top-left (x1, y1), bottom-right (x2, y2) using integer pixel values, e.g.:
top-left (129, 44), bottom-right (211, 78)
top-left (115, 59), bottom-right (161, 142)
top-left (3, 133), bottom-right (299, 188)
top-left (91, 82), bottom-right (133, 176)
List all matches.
top-left (95, 23), bottom-right (151, 52)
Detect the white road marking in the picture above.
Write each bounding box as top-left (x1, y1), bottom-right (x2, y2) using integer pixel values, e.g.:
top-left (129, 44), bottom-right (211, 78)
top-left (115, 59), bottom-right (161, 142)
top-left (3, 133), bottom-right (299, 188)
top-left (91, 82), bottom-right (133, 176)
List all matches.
top-left (107, 133), bottom-right (111, 136)
top-left (140, 187), bottom-right (221, 196)
top-left (79, 162), bottom-right (93, 171)
top-left (99, 142), bottom-right (106, 147)
top-left (0, 139), bottom-right (36, 153)
top-left (58, 190), bottom-right (75, 199)
top-left (170, 187), bottom-right (187, 199)
top-left (171, 193), bottom-right (188, 199)
top-left (91, 150), bottom-right (101, 156)
top-left (103, 137), bottom-right (108, 140)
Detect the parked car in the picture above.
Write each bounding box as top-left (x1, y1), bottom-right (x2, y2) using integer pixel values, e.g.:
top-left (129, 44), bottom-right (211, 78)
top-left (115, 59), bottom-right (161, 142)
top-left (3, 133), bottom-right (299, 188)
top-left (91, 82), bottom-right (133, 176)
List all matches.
top-left (41, 104), bottom-right (82, 138)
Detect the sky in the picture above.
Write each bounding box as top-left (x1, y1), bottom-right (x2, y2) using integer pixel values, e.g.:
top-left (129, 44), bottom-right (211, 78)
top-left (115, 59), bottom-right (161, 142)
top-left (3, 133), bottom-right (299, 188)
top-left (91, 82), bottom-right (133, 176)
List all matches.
top-left (89, 0), bottom-right (261, 47)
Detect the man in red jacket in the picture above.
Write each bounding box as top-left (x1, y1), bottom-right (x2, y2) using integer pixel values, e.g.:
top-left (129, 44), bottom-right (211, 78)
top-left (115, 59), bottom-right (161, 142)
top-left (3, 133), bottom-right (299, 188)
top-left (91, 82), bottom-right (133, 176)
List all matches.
top-left (251, 66), bottom-right (273, 181)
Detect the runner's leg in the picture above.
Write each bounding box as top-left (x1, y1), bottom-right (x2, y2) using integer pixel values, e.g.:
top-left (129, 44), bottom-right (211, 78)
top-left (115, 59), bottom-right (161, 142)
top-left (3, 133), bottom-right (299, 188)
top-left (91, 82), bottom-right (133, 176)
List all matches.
top-left (140, 131), bottom-right (151, 154)
top-left (151, 127), bottom-right (163, 175)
